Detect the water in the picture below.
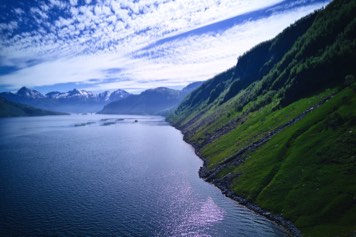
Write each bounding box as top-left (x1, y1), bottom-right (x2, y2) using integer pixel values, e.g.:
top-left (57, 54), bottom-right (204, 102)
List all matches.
top-left (0, 115), bottom-right (288, 236)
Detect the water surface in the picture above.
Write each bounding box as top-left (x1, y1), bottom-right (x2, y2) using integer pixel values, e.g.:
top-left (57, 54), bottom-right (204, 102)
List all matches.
top-left (0, 115), bottom-right (288, 236)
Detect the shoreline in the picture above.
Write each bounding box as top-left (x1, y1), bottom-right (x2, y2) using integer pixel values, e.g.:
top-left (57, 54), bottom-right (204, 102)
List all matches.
top-left (169, 95), bottom-right (336, 237)
top-left (169, 122), bottom-right (302, 237)
top-left (192, 141), bottom-right (301, 237)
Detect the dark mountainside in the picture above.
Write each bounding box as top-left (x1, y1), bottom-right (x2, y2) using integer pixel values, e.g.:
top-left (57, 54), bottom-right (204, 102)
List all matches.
top-left (99, 82), bottom-right (203, 115)
top-left (0, 97), bottom-right (68, 117)
top-left (0, 87), bottom-right (130, 113)
top-left (169, 0), bottom-right (356, 236)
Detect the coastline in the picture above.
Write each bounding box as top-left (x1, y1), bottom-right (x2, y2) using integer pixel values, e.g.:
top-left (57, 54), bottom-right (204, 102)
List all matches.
top-left (170, 124), bottom-right (302, 237)
top-left (168, 94), bottom-right (338, 237)
top-left (193, 141), bottom-right (301, 237)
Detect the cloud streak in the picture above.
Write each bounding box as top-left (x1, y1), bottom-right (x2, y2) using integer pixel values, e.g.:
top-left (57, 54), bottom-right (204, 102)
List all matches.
top-left (0, 0), bottom-right (330, 93)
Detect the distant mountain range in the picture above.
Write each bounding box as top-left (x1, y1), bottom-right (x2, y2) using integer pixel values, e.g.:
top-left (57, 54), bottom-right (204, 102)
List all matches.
top-left (99, 82), bottom-right (203, 115)
top-left (0, 87), bottom-right (130, 113)
top-left (0, 97), bottom-right (68, 117)
top-left (0, 82), bottom-right (202, 114)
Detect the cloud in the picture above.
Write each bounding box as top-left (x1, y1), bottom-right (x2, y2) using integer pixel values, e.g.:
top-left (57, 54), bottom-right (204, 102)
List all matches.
top-left (70, 0), bottom-right (78, 7)
top-left (0, 0), bottom-right (330, 93)
top-left (14, 8), bottom-right (25, 15)
top-left (30, 7), bottom-right (49, 20)
top-left (48, 0), bottom-right (67, 9)
top-left (121, 3), bottom-right (329, 87)
top-left (0, 54), bottom-right (127, 88)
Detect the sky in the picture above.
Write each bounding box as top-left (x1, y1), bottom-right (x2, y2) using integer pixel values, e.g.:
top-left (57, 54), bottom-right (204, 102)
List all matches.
top-left (0, 0), bottom-right (331, 94)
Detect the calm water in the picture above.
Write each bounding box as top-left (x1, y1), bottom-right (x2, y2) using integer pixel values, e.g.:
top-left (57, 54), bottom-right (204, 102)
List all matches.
top-left (0, 115), bottom-right (288, 236)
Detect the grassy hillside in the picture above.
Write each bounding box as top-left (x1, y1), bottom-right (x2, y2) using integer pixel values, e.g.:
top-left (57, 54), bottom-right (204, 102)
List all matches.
top-left (0, 97), bottom-right (68, 117)
top-left (230, 86), bottom-right (356, 236)
top-left (169, 0), bottom-right (356, 236)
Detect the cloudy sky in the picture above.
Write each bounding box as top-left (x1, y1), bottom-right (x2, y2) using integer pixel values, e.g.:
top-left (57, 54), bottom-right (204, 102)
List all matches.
top-left (0, 0), bottom-right (330, 94)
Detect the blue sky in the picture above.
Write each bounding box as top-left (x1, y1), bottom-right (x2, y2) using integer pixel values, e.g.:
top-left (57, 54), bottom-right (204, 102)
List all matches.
top-left (0, 0), bottom-right (330, 94)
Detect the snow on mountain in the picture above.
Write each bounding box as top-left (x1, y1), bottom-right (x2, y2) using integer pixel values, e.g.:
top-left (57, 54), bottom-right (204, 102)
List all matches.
top-left (16, 87), bottom-right (45, 99)
top-left (46, 91), bottom-right (64, 99)
top-left (66, 89), bottom-right (95, 99)
top-left (98, 91), bottom-right (112, 102)
top-left (0, 87), bottom-right (131, 113)
top-left (109, 89), bottom-right (130, 102)
top-left (43, 88), bottom-right (130, 102)
top-left (0, 82), bottom-right (200, 113)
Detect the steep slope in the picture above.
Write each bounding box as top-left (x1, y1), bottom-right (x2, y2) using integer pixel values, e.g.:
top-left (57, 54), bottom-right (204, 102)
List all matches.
top-left (169, 0), bottom-right (356, 236)
top-left (181, 81), bottom-right (204, 96)
top-left (0, 97), bottom-right (68, 117)
top-left (100, 82), bottom-right (203, 115)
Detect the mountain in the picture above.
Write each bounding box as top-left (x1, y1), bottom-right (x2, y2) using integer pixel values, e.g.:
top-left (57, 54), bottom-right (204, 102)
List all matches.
top-left (1, 87), bottom-right (44, 102)
top-left (0, 87), bottom-right (130, 113)
top-left (99, 81), bottom-right (203, 115)
top-left (109, 89), bottom-right (130, 101)
top-left (99, 87), bottom-right (181, 115)
top-left (16, 86), bottom-right (45, 99)
top-left (46, 91), bottom-right (63, 99)
top-left (0, 97), bottom-right (68, 117)
top-left (181, 81), bottom-right (203, 96)
top-left (169, 0), bottom-right (355, 236)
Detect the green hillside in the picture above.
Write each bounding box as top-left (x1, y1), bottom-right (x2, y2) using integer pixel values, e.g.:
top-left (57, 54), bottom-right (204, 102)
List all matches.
top-left (169, 0), bottom-right (356, 236)
top-left (0, 97), bottom-right (68, 117)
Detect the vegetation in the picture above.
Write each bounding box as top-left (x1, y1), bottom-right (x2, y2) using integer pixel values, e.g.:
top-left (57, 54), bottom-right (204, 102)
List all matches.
top-left (169, 0), bottom-right (356, 236)
top-left (231, 86), bottom-right (356, 236)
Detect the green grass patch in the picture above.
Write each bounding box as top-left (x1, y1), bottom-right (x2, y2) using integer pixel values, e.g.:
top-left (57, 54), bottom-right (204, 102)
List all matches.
top-left (200, 89), bottom-right (335, 168)
top-left (229, 86), bottom-right (356, 236)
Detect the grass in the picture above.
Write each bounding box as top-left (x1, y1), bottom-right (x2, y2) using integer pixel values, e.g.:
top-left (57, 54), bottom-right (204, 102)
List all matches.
top-left (199, 89), bottom-right (336, 168)
top-left (227, 86), bottom-right (356, 236)
top-left (173, 84), bottom-right (355, 236)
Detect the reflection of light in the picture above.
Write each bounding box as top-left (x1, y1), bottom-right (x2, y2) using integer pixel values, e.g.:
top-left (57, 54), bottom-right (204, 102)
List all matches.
top-left (157, 177), bottom-right (225, 236)
top-left (167, 197), bottom-right (225, 236)
top-left (187, 197), bottom-right (224, 227)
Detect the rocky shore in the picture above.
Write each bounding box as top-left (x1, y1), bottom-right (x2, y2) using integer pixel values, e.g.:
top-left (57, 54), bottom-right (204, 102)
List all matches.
top-left (189, 144), bottom-right (302, 237)
top-left (171, 95), bottom-right (335, 237)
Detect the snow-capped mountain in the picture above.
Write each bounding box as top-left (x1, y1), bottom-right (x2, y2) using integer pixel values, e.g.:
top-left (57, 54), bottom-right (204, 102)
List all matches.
top-left (97, 91), bottom-right (111, 102)
top-left (0, 87), bottom-right (131, 113)
top-left (99, 82), bottom-right (203, 115)
top-left (66, 89), bottom-right (95, 99)
top-left (46, 91), bottom-right (63, 99)
top-left (0, 82), bottom-right (201, 114)
top-left (109, 89), bottom-right (130, 101)
top-left (16, 87), bottom-right (45, 99)
top-left (96, 89), bottom-right (130, 102)
top-left (43, 88), bottom-right (129, 102)
top-left (46, 89), bottom-right (97, 100)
